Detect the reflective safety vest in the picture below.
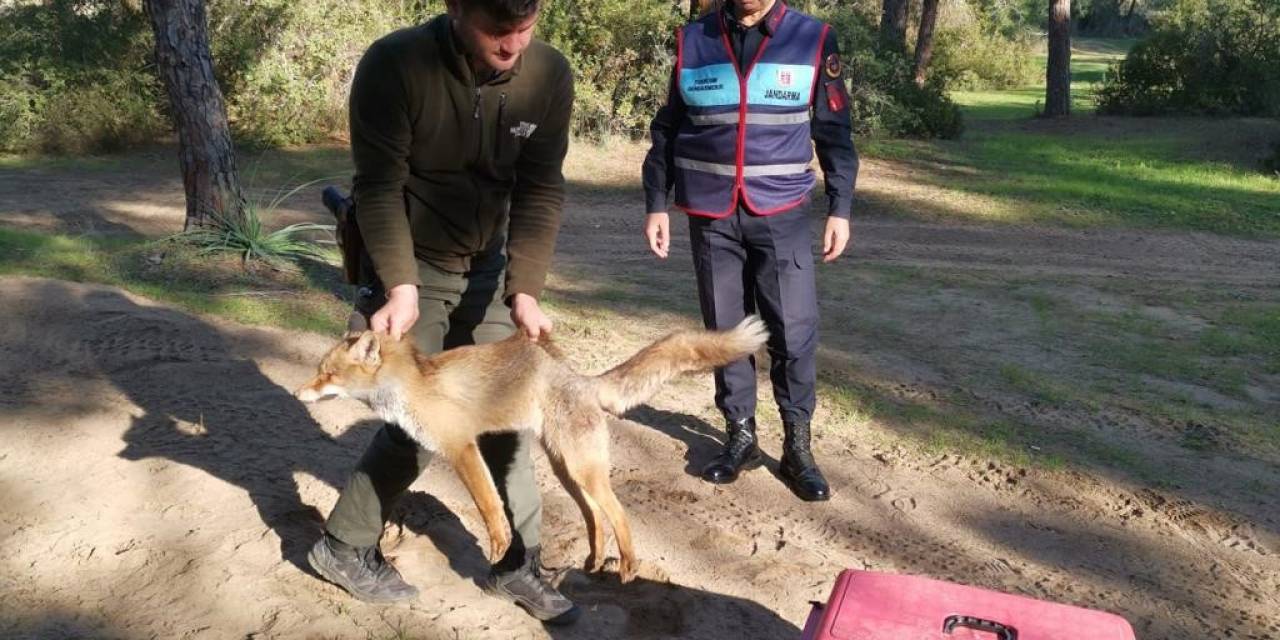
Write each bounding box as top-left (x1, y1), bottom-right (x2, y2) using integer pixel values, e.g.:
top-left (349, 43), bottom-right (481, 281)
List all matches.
top-left (673, 3), bottom-right (828, 218)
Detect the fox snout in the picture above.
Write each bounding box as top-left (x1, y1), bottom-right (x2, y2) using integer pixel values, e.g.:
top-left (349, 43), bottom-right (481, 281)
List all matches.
top-left (295, 377), bottom-right (348, 403)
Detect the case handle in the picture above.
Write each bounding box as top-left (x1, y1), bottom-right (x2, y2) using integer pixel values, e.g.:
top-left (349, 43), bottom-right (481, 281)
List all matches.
top-left (942, 614), bottom-right (1018, 640)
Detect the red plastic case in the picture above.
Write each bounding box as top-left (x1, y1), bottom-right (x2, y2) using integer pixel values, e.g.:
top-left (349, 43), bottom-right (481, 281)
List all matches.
top-left (799, 570), bottom-right (1136, 640)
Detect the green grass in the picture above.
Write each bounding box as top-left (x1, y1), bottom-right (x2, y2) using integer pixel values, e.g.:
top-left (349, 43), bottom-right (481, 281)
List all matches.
top-left (818, 259), bottom-right (1280, 469)
top-left (999, 364), bottom-right (1070, 405)
top-left (951, 37), bottom-right (1133, 121)
top-left (0, 226), bottom-right (348, 335)
top-left (865, 121), bottom-right (1280, 235)
top-left (1217, 304), bottom-right (1280, 373)
top-left (906, 38), bottom-right (1280, 237)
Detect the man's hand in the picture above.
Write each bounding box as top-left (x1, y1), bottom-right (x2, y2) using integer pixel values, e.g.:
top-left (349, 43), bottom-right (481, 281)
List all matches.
top-left (822, 216), bottom-right (851, 263)
top-left (510, 292), bottom-right (553, 340)
top-left (644, 212), bottom-right (671, 259)
top-left (370, 284), bottom-right (419, 341)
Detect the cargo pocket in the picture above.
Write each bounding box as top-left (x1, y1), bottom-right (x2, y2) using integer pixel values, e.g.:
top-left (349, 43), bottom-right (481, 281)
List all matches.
top-left (792, 247), bottom-right (815, 271)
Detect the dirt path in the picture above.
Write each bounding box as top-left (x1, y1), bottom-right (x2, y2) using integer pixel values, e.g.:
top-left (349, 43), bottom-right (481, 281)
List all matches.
top-left (2, 148), bottom-right (1279, 639)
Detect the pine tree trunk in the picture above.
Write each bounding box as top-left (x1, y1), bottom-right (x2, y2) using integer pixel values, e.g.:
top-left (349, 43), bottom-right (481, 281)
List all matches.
top-left (880, 0), bottom-right (910, 54)
top-left (144, 0), bottom-right (245, 230)
top-left (913, 0), bottom-right (941, 86)
top-left (1045, 0), bottom-right (1072, 117)
top-left (1122, 0), bottom-right (1139, 34)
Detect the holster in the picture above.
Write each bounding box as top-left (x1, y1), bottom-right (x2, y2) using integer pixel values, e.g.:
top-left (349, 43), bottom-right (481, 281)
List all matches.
top-left (321, 186), bottom-right (379, 289)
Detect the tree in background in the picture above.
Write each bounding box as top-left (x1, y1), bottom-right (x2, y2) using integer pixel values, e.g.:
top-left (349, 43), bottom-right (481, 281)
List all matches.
top-left (143, 0), bottom-right (245, 229)
top-left (912, 0), bottom-right (941, 86)
top-left (1044, 0), bottom-right (1072, 117)
top-left (879, 0), bottom-right (909, 53)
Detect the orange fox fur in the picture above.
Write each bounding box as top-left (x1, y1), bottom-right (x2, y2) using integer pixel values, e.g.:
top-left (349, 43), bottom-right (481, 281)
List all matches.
top-left (295, 316), bottom-right (768, 582)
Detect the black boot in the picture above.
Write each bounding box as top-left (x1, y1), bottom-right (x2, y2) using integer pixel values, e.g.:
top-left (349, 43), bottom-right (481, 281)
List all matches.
top-left (780, 421), bottom-right (831, 501)
top-left (485, 546), bottom-right (581, 625)
top-left (307, 533), bottom-right (419, 603)
top-left (701, 416), bottom-right (764, 484)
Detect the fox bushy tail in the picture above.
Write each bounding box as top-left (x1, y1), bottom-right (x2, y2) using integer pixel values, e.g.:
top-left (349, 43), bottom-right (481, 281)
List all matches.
top-left (595, 316), bottom-right (768, 415)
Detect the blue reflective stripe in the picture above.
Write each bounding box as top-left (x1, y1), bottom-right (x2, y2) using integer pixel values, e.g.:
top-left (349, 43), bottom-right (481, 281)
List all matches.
top-left (746, 63), bottom-right (815, 107)
top-left (679, 64), bottom-right (741, 107)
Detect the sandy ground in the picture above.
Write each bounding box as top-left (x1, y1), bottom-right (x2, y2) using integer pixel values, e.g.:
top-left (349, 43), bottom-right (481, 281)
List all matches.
top-left (2, 144), bottom-right (1279, 639)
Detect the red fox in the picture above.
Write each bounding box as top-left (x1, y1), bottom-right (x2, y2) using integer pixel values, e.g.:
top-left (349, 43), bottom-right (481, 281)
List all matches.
top-left (295, 316), bottom-right (768, 582)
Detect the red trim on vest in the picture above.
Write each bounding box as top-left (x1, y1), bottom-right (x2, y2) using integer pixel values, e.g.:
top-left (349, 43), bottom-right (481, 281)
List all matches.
top-left (739, 190), bottom-right (809, 216)
top-left (675, 25), bottom-right (684, 76)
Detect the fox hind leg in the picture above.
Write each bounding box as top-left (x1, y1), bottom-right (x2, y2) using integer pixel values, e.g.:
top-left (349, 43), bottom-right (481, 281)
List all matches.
top-left (561, 417), bottom-right (637, 583)
top-left (545, 447), bottom-right (608, 573)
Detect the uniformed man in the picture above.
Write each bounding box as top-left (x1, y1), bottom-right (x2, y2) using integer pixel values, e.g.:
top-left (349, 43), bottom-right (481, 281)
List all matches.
top-left (642, 0), bottom-right (858, 502)
top-left (307, 0), bottom-right (581, 625)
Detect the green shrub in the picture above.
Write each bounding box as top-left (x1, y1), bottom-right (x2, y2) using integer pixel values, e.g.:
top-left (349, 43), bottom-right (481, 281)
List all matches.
top-left (169, 180), bottom-right (336, 268)
top-left (0, 78), bottom-right (42, 151)
top-left (819, 6), bottom-right (964, 139)
top-left (2, 0), bottom-right (977, 152)
top-left (930, 25), bottom-right (1039, 91)
top-left (0, 0), bottom-right (163, 153)
top-left (1096, 0), bottom-right (1280, 117)
top-left (538, 0), bottom-right (684, 138)
top-left (209, 0), bottom-right (430, 148)
top-left (32, 78), bottom-right (166, 154)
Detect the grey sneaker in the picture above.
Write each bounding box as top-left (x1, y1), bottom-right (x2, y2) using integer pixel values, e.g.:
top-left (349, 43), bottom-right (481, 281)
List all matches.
top-left (485, 547), bottom-right (581, 625)
top-left (307, 533), bottom-right (419, 603)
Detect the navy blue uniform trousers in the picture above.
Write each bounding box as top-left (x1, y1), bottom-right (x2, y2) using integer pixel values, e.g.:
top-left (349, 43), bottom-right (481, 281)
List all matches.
top-left (688, 205), bottom-right (818, 425)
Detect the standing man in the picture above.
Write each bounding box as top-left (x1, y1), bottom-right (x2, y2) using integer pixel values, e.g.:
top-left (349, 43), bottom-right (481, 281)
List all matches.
top-left (642, 0), bottom-right (858, 501)
top-left (307, 0), bottom-right (580, 625)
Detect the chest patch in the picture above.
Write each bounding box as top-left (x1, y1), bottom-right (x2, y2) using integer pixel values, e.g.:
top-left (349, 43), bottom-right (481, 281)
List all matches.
top-left (747, 63), bottom-right (814, 106)
top-left (679, 63), bottom-right (742, 107)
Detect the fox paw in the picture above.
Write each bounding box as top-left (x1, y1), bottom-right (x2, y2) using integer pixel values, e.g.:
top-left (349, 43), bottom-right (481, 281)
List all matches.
top-left (619, 555), bottom-right (638, 583)
top-left (489, 528), bottom-right (512, 562)
top-left (585, 552), bottom-right (605, 573)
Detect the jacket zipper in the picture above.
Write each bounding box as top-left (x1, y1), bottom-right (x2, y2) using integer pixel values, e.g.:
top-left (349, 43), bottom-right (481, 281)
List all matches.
top-left (473, 88), bottom-right (483, 159)
top-left (470, 86), bottom-right (484, 251)
top-left (496, 92), bottom-right (508, 159)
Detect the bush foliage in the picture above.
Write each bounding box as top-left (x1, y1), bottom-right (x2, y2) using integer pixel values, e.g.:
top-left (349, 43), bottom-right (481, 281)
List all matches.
top-left (1096, 0), bottom-right (1280, 117)
top-left (0, 0), bottom-right (166, 153)
top-left (0, 0), bottom-right (1052, 151)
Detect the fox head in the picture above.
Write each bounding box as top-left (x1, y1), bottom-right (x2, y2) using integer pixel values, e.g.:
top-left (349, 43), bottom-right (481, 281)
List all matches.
top-left (294, 331), bottom-right (385, 403)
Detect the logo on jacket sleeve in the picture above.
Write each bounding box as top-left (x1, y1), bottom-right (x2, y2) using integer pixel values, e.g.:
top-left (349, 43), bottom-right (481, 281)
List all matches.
top-left (824, 53), bottom-right (842, 79)
top-left (510, 121), bottom-right (538, 138)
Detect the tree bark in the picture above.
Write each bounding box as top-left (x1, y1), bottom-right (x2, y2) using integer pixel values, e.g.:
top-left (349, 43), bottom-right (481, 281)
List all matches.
top-left (879, 0), bottom-right (910, 53)
top-left (1044, 0), bottom-right (1072, 117)
top-left (913, 0), bottom-right (941, 86)
top-left (1122, 0), bottom-right (1139, 34)
top-left (144, 0), bottom-right (245, 230)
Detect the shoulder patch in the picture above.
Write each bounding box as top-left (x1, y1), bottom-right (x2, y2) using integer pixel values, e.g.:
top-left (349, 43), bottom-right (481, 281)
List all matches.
top-left (824, 53), bottom-right (842, 79)
top-left (825, 79), bottom-right (848, 113)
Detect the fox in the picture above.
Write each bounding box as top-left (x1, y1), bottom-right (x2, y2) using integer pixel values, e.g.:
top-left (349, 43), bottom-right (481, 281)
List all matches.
top-left (294, 316), bottom-right (768, 583)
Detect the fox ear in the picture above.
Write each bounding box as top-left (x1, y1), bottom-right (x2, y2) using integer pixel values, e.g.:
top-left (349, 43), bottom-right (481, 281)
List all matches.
top-left (348, 332), bottom-right (381, 367)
